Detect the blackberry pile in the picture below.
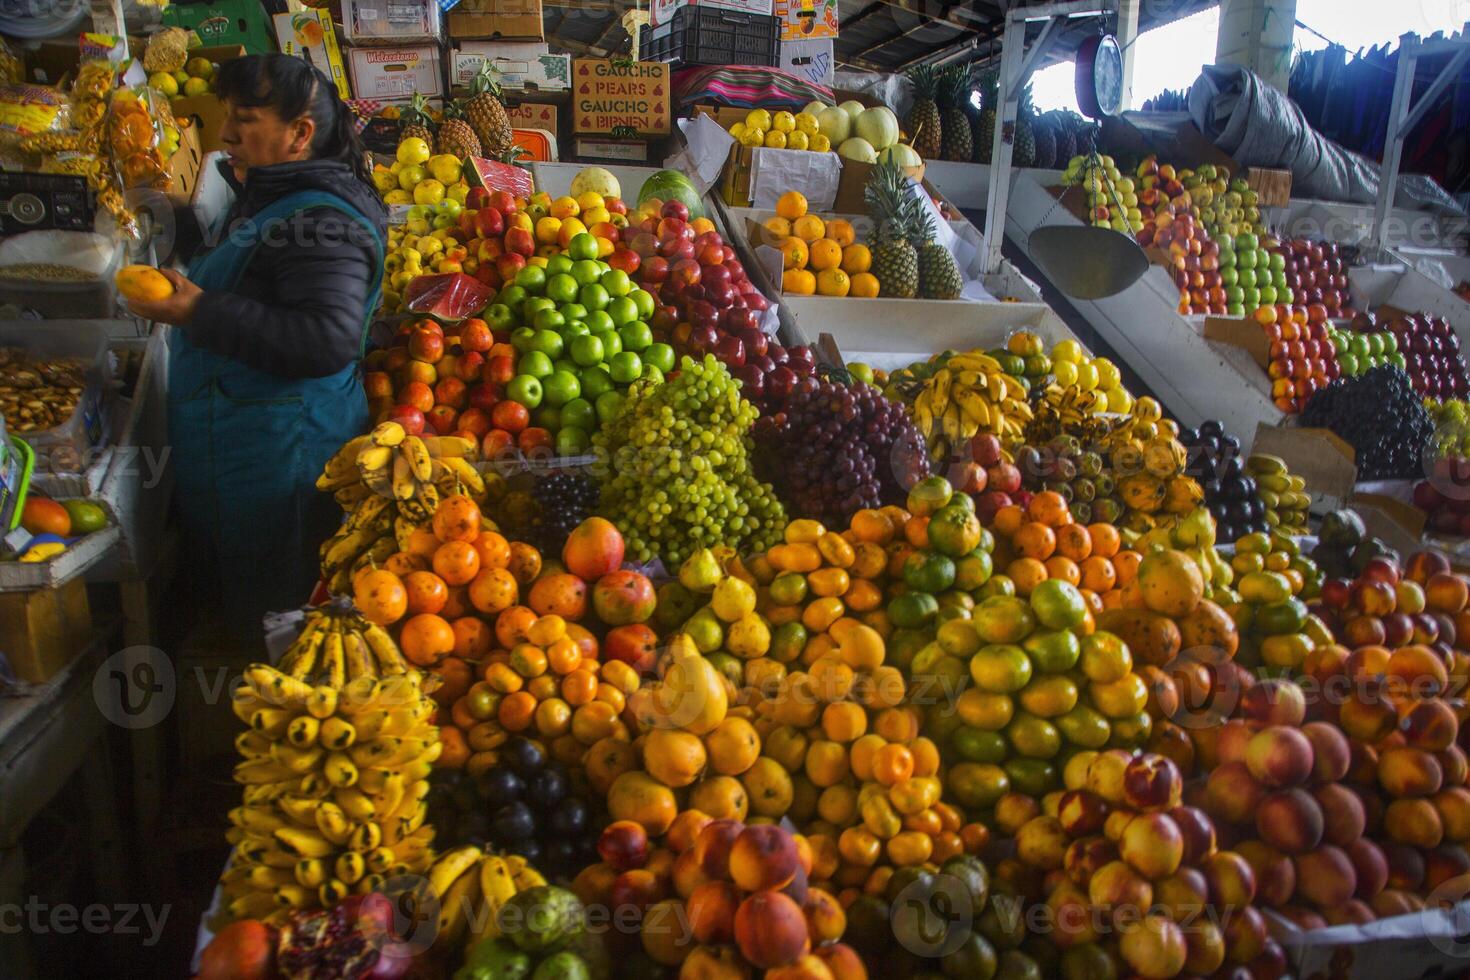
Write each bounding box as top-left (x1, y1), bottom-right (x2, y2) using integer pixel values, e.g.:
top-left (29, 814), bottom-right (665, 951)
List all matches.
top-left (525, 472), bottom-right (600, 554)
top-left (1299, 365), bottom-right (1435, 479)
top-left (754, 380), bottom-right (930, 527)
top-left (1178, 420), bottom-right (1268, 543)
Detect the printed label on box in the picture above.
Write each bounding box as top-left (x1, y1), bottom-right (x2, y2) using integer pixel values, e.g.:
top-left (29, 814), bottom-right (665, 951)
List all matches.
top-left (348, 45), bottom-right (444, 99)
top-left (779, 39), bottom-right (833, 86)
top-left (774, 0), bottom-right (837, 39)
top-left (507, 102), bottom-right (557, 131)
top-left (572, 58), bottom-right (670, 135)
top-left (273, 11), bottom-right (351, 100)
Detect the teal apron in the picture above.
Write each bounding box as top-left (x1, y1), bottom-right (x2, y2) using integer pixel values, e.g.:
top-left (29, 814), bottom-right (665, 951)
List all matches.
top-left (168, 189), bottom-right (383, 623)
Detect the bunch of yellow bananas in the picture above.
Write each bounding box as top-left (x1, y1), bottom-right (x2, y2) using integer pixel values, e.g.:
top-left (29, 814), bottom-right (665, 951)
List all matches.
top-left (275, 605), bottom-right (411, 687)
top-left (406, 846), bottom-right (547, 954)
top-left (220, 669), bottom-right (441, 924)
top-left (905, 351), bottom-right (1035, 460)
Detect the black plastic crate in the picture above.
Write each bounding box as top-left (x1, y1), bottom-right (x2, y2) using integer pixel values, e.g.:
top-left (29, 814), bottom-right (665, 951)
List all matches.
top-left (643, 7), bottom-right (781, 68)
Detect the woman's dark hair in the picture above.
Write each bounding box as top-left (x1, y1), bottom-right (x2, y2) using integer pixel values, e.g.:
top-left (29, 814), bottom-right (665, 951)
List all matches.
top-left (215, 53), bottom-right (372, 186)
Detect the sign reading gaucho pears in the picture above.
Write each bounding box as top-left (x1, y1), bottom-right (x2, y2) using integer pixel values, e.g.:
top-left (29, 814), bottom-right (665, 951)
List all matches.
top-left (572, 58), bottom-right (671, 135)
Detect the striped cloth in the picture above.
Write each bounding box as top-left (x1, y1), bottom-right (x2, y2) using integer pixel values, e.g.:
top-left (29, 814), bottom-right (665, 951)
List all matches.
top-left (346, 98), bottom-right (383, 133)
top-left (672, 65), bottom-right (834, 114)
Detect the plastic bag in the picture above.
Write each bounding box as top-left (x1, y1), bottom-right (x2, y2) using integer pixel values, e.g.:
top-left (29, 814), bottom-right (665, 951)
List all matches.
top-left (403, 273), bottom-right (494, 320)
top-left (108, 88), bottom-right (175, 190)
top-left (0, 84), bottom-right (68, 141)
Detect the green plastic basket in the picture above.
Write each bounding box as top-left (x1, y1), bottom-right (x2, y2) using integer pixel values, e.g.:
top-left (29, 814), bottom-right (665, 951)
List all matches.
top-left (0, 429), bottom-right (35, 534)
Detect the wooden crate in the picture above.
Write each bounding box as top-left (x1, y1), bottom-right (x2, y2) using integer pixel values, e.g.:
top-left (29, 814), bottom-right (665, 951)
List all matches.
top-left (1246, 167), bottom-right (1292, 208)
top-left (0, 579), bottom-right (92, 684)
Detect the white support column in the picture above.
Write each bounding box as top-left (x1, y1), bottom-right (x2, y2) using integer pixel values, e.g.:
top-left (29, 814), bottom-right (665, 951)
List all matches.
top-left (1215, 0), bottom-right (1297, 93)
top-left (981, 14), bottom-right (1027, 276)
top-left (1116, 0), bottom-right (1141, 110)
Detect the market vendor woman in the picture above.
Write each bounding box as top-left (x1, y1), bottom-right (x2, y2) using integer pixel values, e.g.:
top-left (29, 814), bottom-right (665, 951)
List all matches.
top-left (126, 54), bottom-right (387, 627)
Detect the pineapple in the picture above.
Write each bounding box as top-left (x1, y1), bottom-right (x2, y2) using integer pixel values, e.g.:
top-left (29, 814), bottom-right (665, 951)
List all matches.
top-left (919, 239), bottom-right (963, 300)
top-left (465, 63), bottom-right (513, 160)
top-left (435, 101), bottom-right (481, 159)
top-left (973, 70), bottom-right (999, 163)
top-left (399, 94), bottom-right (437, 152)
top-left (1014, 84), bottom-right (1036, 168)
top-left (938, 64), bottom-right (973, 163)
top-left (1050, 110), bottom-right (1077, 166)
top-left (864, 162), bottom-right (920, 299)
top-left (906, 65), bottom-right (942, 160)
top-left (1033, 114), bottom-right (1057, 169)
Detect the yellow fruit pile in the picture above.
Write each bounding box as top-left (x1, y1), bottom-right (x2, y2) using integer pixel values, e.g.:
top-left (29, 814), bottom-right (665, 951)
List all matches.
top-left (767, 191), bottom-right (880, 298)
top-left (729, 108), bottom-right (831, 152)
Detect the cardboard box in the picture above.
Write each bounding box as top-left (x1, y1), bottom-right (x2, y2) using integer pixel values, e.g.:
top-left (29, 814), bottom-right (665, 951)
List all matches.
top-left (273, 10), bottom-right (351, 100)
top-left (0, 578), bottom-right (92, 684)
top-left (779, 38), bottom-right (833, 86)
top-left (507, 100), bottom-right (558, 134)
top-left (341, 0), bottom-right (443, 45)
top-left (450, 41), bottom-right (569, 91)
top-left (163, 0), bottom-right (276, 53)
top-left (447, 0), bottom-right (544, 42)
top-left (573, 137), bottom-right (650, 163)
top-left (348, 44), bottom-right (445, 101)
top-left (572, 59), bottom-right (670, 136)
top-left (1246, 167), bottom-right (1292, 208)
top-left (649, 0), bottom-right (773, 28)
top-left (774, 0), bottom-right (838, 40)
top-left (167, 119), bottom-right (205, 206)
top-left (1202, 315), bottom-right (1270, 369)
top-left (171, 95), bottom-right (228, 153)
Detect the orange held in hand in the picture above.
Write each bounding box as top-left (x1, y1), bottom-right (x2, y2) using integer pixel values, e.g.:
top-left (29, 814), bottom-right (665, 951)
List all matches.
top-left (115, 265), bottom-right (174, 303)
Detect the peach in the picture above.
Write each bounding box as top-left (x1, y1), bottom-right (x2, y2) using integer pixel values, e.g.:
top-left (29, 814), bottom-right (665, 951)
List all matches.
top-left (1147, 719), bottom-right (1197, 776)
top-left (994, 793), bottom-right (1042, 834)
top-left (1222, 905), bottom-right (1268, 964)
top-left (1338, 697), bottom-right (1398, 743)
top-left (1427, 572), bottom-right (1470, 613)
top-left (673, 848), bottom-right (714, 898)
top-left (801, 888), bottom-right (845, 944)
top-left (1120, 812), bottom-right (1184, 880)
top-left (734, 890), bottom-right (810, 969)
top-left (1057, 790), bottom-right (1110, 837)
top-left (1239, 678), bottom-right (1306, 726)
top-left (1294, 846), bottom-right (1358, 908)
top-left (1403, 699), bottom-right (1460, 751)
top-left (1344, 837), bottom-right (1388, 899)
top-left (764, 955), bottom-right (835, 980)
top-left (1387, 645), bottom-right (1450, 698)
top-left (687, 880), bottom-right (740, 944)
top-left (1203, 851), bottom-right (1257, 911)
top-left (1438, 746), bottom-right (1468, 787)
top-left (1087, 860), bottom-right (1153, 925)
top-left (1407, 550), bottom-right (1453, 585)
top-left (1235, 840), bottom-right (1295, 908)
top-left (611, 869), bottom-right (667, 912)
top-left (1301, 721), bottom-right (1351, 784)
top-left (694, 819), bottom-right (745, 879)
top-left (642, 898), bottom-right (693, 966)
top-left (1183, 919), bottom-right (1226, 975)
top-left (1152, 867), bottom-right (1209, 922)
top-left (1169, 805), bottom-right (1217, 864)
top-left (1383, 841), bottom-right (1428, 891)
top-left (599, 820), bottom-right (651, 871)
top-left (1118, 913), bottom-right (1187, 979)
top-left (1424, 845), bottom-right (1470, 891)
top-left (1323, 899), bottom-right (1376, 926)
top-left (1085, 749), bottom-right (1133, 805)
top-left (1064, 836), bottom-right (1117, 886)
top-left (1245, 726), bottom-right (1315, 789)
top-left (1215, 720), bottom-right (1257, 766)
top-left (1379, 746), bottom-right (1444, 798)
top-left (1312, 785), bottom-right (1366, 848)
top-left (1347, 741), bottom-right (1381, 788)
top-left (1279, 905), bottom-right (1328, 931)
top-left (680, 945), bottom-right (754, 980)
top-left (1044, 882), bottom-right (1101, 948)
top-left (1204, 762), bottom-right (1266, 825)
top-left (1016, 816), bottom-right (1070, 871)
top-left (1372, 888), bottom-right (1424, 917)
top-left (811, 944), bottom-right (865, 980)
top-left (730, 825), bottom-right (801, 892)
top-left (1256, 789), bottom-right (1324, 855)
top-left (1434, 786), bottom-right (1470, 841)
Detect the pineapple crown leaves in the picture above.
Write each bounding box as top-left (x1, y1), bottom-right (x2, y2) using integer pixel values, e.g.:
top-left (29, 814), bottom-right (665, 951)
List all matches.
top-left (864, 161), bottom-right (937, 246)
top-left (907, 63), bottom-right (941, 99)
top-left (402, 93), bottom-right (435, 130)
top-left (937, 63), bottom-right (974, 109)
top-left (469, 62), bottom-right (505, 102)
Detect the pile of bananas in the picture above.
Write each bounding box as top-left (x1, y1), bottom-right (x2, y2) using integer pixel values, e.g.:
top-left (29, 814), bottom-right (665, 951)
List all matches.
top-left (222, 666), bottom-right (441, 923)
top-left (316, 421), bottom-right (499, 594)
top-left (1248, 453), bottom-right (1311, 533)
top-left (1100, 398), bottom-right (1202, 533)
top-left (1025, 382), bottom-right (1113, 446)
top-left (278, 603), bottom-right (413, 685)
top-left (410, 845), bottom-right (547, 953)
top-left (889, 350), bottom-right (1036, 460)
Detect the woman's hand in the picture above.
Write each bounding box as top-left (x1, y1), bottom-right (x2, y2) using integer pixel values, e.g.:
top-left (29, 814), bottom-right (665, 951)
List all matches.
top-left (126, 269), bottom-right (203, 325)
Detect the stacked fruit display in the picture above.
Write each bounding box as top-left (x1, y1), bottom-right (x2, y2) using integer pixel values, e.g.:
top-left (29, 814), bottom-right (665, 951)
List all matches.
top-left (374, 138), bottom-right (472, 210)
top-left (794, 97), bottom-right (906, 165)
top-left (1414, 399), bottom-right (1470, 536)
top-left (753, 378), bottom-right (930, 527)
top-left (1010, 749), bottom-right (1286, 978)
top-left (496, 471), bottom-right (602, 555)
top-left (594, 354), bottom-right (787, 566)
top-left (1246, 452), bottom-right (1312, 534)
top-left (859, 162), bottom-right (965, 300)
top-left (726, 106), bottom-right (832, 153)
top-left (1272, 237), bottom-right (1354, 319)
top-left (1060, 152), bottom-right (1142, 235)
top-left (1361, 308), bottom-right (1468, 401)
top-left (761, 191), bottom-right (880, 299)
top-left (1299, 365), bottom-right (1436, 478)
top-left (459, 881), bottom-right (604, 978)
top-left (1255, 304), bottom-right (1343, 413)
top-left (1178, 419), bottom-right (1269, 543)
top-left (1047, 338), bottom-right (1133, 413)
top-left (885, 345), bottom-right (1036, 463)
top-left (1329, 318), bottom-right (1401, 379)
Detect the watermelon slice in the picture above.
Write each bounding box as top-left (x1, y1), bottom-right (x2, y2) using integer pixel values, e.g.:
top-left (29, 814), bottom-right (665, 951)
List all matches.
top-left (466, 157), bottom-right (534, 200)
top-left (403, 273), bottom-right (494, 322)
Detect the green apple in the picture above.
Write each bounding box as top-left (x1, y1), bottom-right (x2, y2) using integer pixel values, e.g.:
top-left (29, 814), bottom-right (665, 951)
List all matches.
top-left (1237, 268), bottom-right (1256, 289)
top-left (519, 352), bottom-right (554, 378)
top-left (560, 398), bottom-right (596, 431)
top-left (553, 358), bottom-right (579, 376)
top-left (561, 319), bottom-right (591, 337)
top-left (1258, 285), bottom-right (1277, 306)
top-left (534, 404), bottom-right (562, 430)
top-left (510, 326), bottom-right (536, 352)
top-left (619, 321), bottom-right (653, 352)
top-left (529, 329), bottom-right (564, 358)
top-left (515, 265), bottom-right (547, 292)
top-left (571, 259), bottom-right (602, 285)
top-left (543, 369), bottom-right (581, 406)
top-left (630, 288), bottom-right (656, 320)
top-left (522, 296), bottom-right (556, 320)
top-left (507, 374), bottom-right (543, 407)
top-left (1338, 352), bottom-right (1358, 376)
top-left (556, 426), bottom-right (591, 455)
top-left (570, 334), bottom-right (605, 367)
top-left (606, 296), bottom-right (639, 326)
top-left (644, 343), bottom-right (675, 374)
top-left (595, 390), bottom-right (625, 423)
top-left (533, 308), bottom-right (567, 333)
top-left (608, 351), bottom-right (643, 384)
top-left (567, 233), bottom-right (600, 262)
top-left (484, 303), bottom-right (516, 332)
top-left (641, 364), bottom-right (664, 384)
top-left (585, 310), bottom-right (615, 333)
top-left (559, 302), bottom-right (589, 322)
top-left (1220, 267), bottom-right (1238, 288)
top-left (546, 273), bottom-right (580, 305)
top-left (498, 285), bottom-right (528, 310)
top-left (545, 254), bottom-right (575, 277)
top-left (579, 366), bottom-right (615, 400)
top-left (600, 269), bottom-right (632, 297)
top-left (592, 328), bottom-right (622, 358)
top-left (579, 284), bottom-right (611, 312)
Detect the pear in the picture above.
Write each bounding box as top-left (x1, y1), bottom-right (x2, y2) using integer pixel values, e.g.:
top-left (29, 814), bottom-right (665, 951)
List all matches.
top-left (643, 634), bottom-right (728, 735)
top-left (684, 607), bottom-right (725, 654)
top-left (710, 576), bottom-right (757, 623)
top-left (679, 548), bottom-right (722, 594)
top-left (655, 582), bottom-right (699, 631)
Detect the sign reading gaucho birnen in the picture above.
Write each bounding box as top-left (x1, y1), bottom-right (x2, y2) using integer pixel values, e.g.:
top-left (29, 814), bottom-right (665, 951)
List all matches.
top-left (572, 58), bottom-right (671, 136)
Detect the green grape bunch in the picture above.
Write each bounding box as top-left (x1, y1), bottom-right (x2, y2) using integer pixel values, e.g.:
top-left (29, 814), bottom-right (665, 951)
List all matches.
top-left (592, 354), bottom-right (787, 565)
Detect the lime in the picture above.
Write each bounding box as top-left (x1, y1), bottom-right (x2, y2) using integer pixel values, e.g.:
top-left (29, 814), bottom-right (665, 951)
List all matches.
top-left (903, 551), bottom-right (956, 593)
top-left (1022, 629), bottom-right (1080, 673)
top-left (951, 726), bottom-right (1008, 764)
top-left (969, 644), bottom-right (1032, 694)
top-left (61, 499), bottom-right (106, 534)
top-left (1029, 579), bottom-right (1087, 630)
top-left (888, 591), bottom-right (939, 630)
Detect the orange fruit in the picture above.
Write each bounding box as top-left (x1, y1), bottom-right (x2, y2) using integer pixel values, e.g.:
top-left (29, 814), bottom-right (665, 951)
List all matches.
top-left (1013, 522), bottom-right (1056, 560)
top-left (20, 497), bottom-right (70, 536)
top-left (468, 566), bottom-right (518, 614)
top-left (782, 268), bottom-right (817, 295)
top-left (433, 539), bottom-right (481, 585)
top-left (1079, 555), bottom-right (1118, 593)
top-left (792, 214), bottom-right (826, 243)
top-left (473, 531), bottom-right (512, 570)
top-left (1055, 523), bottom-right (1093, 561)
top-left (993, 505), bottom-right (1025, 537)
top-left (761, 216), bottom-right (792, 243)
top-left (451, 617), bottom-right (493, 660)
top-left (816, 268), bottom-right (851, 297)
top-left (779, 237), bottom-right (809, 270)
top-left (1028, 490), bottom-right (1072, 527)
top-left (403, 570), bottom-right (450, 615)
top-left (399, 613), bottom-right (455, 667)
top-left (849, 273), bottom-right (880, 298)
top-left (810, 238), bottom-right (842, 271)
top-left (840, 243), bottom-right (871, 274)
top-left (1045, 555), bottom-right (1081, 586)
top-left (354, 569), bottom-right (407, 626)
top-left (827, 219), bottom-right (856, 247)
top-left (1113, 550), bottom-right (1143, 585)
top-left (776, 190), bottom-right (808, 221)
top-left (1007, 558), bottom-right (1049, 595)
top-left (1087, 523), bottom-right (1121, 558)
